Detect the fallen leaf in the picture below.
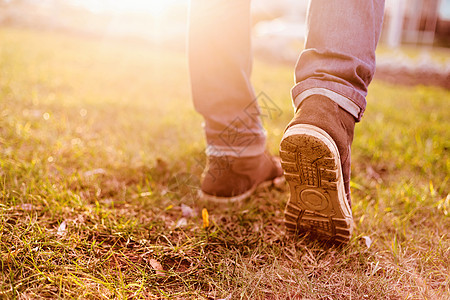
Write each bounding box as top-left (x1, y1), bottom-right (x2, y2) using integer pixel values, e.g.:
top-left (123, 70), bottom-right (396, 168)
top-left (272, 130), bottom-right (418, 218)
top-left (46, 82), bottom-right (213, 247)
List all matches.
top-left (181, 204), bottom-right (194, 218)
top-left (19, 203), bottom-right (34, 211)
top-left (202, 208), bottom-right (209, 228)
top-left (362, 236), bottom-right (372, 248)
top-left (57, 221), bottom-right (67, 236)
top-left (149, 259), bottom-right (165, 277)
top-left (160, 187), bottom-right (169, 196)
top-left (176, 217), bottom-right (188, 228)
top-left (139, 191), bottom-right (152, 197)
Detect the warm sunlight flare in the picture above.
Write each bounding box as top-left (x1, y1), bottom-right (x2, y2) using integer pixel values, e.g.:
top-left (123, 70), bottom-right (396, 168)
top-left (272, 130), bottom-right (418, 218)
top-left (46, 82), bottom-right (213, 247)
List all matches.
top-left (1, 0), bottom-right (450, 297)
top-left (72, 0), bottom-right (186, 16)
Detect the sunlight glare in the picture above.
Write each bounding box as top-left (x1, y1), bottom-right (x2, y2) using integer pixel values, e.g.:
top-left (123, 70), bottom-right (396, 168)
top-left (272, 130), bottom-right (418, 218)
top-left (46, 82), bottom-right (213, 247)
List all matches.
top-left (72, 0), bottom-right (184, 16)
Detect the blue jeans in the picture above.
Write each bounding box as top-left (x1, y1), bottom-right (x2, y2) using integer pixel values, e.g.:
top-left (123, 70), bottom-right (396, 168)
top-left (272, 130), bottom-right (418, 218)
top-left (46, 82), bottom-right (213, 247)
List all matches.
top-left (189, 0), bottom-right (385, 157)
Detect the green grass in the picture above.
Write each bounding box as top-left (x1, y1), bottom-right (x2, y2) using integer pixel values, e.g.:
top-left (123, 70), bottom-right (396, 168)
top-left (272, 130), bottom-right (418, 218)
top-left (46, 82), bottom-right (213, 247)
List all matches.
top-left (376, 44), bottom-right (450, 64)
top-left (0, 27), bottom-right (449, 299)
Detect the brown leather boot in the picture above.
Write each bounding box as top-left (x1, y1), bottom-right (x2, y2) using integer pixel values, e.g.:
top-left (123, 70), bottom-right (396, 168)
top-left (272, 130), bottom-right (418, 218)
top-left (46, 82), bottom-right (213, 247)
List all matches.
top-left (199, 152), bottom-right (283, 203)
top-left (280, 95), bottom-right (355, 243)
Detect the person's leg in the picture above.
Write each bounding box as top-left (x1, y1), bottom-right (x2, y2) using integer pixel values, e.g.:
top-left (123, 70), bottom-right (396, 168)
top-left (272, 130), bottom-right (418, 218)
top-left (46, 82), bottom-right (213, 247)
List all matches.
top-left (292, 0), bottom-right (385, 120)
top-left (281, 0), bottom-right (385, 243)
top-left (189, 0), bottom-right (264, 157)
top-left (188, 0), bottom-right (282, 202)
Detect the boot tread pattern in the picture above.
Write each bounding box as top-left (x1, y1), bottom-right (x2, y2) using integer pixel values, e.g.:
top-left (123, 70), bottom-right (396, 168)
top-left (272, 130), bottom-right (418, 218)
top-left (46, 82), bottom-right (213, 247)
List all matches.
top-left (281, 130), bottom-right (353, 244)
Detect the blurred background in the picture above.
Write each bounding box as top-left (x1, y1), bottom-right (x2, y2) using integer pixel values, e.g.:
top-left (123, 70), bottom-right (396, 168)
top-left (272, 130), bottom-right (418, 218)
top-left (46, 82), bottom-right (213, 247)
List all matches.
top-left (1, 0), bottom-right (449, 88)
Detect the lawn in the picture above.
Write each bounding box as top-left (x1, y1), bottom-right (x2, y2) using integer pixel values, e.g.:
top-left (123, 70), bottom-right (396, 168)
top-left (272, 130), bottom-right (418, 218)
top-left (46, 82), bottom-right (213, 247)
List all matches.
top-left (0, 27), bottom-right (449, 299)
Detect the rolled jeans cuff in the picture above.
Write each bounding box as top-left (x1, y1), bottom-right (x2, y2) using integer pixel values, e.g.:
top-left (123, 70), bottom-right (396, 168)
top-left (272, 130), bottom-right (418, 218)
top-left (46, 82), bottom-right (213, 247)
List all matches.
top-left (206, 131), bottom-right (266, 158)
top-left (292, 79), bottom-right (367, 121)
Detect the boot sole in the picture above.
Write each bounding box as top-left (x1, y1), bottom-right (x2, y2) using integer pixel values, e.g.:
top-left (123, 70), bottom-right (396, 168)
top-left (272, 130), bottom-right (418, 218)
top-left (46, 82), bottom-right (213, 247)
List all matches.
top-left (280, 124), bottom-right (353, 243)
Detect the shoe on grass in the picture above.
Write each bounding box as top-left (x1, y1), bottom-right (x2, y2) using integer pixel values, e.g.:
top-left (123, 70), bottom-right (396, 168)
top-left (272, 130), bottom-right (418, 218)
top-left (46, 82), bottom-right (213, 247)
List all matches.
top-left (280, 95), bottom-right (355, 243)
top-left (199, 152), bottom-right (283, 203)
